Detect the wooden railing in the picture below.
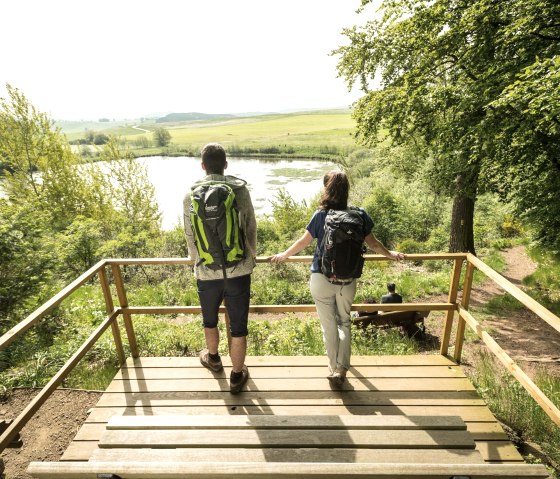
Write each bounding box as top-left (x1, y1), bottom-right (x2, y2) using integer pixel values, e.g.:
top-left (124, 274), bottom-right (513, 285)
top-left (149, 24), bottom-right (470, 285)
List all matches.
top-left (0, 252), bottom-right (559, 452)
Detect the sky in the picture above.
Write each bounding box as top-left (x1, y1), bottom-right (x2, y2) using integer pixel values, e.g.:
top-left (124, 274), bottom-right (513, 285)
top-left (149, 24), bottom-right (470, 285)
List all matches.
top-left (0, 0), bottom-right (379, 121)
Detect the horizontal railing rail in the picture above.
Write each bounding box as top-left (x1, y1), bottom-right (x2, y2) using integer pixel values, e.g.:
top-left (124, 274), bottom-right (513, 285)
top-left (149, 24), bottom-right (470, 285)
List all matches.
top-left (120, 303), bottom-right (455, 316)
top-left (467, 254), bottom-right (560, 334)
top-left (452, 253), bottom-right (560, 427)
top-left (0, 260), bottom-right (108, 351)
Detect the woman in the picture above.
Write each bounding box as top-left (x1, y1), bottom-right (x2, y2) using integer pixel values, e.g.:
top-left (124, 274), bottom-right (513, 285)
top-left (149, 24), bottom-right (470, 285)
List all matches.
top-left (270, 170), bottom-right (404, 385)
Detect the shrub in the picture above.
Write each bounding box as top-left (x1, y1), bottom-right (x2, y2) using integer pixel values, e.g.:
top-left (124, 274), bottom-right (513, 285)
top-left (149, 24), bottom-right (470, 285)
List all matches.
top-left (93, 134), bottom-right (110, 145)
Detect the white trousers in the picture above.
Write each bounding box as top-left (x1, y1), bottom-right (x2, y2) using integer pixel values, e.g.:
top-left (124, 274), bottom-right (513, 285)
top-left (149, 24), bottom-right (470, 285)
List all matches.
top-left (309, 273), bottom-right (357, 372)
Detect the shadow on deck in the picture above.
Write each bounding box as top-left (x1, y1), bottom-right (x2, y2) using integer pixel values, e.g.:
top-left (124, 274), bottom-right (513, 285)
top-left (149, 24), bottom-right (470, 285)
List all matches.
top-left (39, 354), bottom-right (544, 476)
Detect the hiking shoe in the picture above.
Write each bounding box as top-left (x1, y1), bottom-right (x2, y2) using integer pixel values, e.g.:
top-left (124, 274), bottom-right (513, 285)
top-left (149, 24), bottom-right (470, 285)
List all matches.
top-left (328, 367), bottom-right (347, 387)
top-left (230, 365), bottom-right (249, 394)
top-left (199, 348), bottom-right (223, 372)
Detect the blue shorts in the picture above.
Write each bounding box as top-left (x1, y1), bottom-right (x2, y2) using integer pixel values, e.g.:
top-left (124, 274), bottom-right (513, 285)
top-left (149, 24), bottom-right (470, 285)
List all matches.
top-left (197, 274), bottom-right (251, 337)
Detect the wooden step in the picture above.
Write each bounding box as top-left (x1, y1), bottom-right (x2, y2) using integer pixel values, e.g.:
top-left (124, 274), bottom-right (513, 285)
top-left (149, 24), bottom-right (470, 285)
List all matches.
top-left (104, 377), bottom-right (475, 392)
top-left (90, 447), bottom-right (485, 464)
top-left (124, 355), bottom-right (458, 368)
top-left (98, 428), bottom-right (476, 449)
top-left (27, 461), bottom-right (550, 478)
top-left (74, 420), bottom-right (508, 442)
top-left (114, 364), bottom-right (466, 379)
top-left (106, 414), bottom-right (468, 430)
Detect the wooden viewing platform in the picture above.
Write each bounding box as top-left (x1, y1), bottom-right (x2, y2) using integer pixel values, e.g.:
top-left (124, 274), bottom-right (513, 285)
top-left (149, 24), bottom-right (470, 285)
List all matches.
top-left (2, 254), bottom-right (558, 478)
top-left (28, 355), bottom-right (549, 478)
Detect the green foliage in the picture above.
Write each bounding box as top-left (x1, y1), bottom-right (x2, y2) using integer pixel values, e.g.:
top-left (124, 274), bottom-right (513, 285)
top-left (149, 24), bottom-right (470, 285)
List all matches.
top-left (153, 127), bottom-right (172, 147)
top-left (0, 199), bottom-right (54, 316)
top-left (522, 247), bottom-right (560, 315)
top-left (483, 294), bottom-right (525, 314)
top-left (255, 217), bottom-right (282, 256)
top-left (269, 189), bottom-right (314, 245)
top-left (251, 264), bottom-right (312, 305)
top-left (470, 350), bottom-right (560, 467)
top-left (93, 133), bottom-right (110, 145)
top-left (99, 138), bottom-right (162, 234)
top-left (352, 327), bottom-right (419, 356)
top-left (487, 56), bottom-right (560, 250)
top-left (0, 85), bottom-right (106, 231)
top-left (350, 157), bottom-right (447, 248)
top-left (248, 318), bottom-right (325, 356)
top-left (335, 0), bottom-right (560, 253)
top-left (55, 216), bottom-right (103, 276)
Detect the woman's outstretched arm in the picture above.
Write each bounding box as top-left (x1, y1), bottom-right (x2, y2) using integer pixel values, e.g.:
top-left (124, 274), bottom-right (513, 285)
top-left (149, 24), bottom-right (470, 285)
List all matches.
top-left (269, 230), bottom-right (314, 263)
top-left (364, 233), bottom-right (405, 261)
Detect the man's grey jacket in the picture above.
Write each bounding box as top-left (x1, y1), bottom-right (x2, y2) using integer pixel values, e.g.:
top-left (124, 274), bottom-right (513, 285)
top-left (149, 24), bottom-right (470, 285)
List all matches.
top-left (183, 173), bottom-right (257, 281)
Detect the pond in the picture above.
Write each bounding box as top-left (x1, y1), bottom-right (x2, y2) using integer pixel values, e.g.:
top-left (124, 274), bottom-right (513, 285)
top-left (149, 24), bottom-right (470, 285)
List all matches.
top-left (137, 156), bottom-right (333, 230)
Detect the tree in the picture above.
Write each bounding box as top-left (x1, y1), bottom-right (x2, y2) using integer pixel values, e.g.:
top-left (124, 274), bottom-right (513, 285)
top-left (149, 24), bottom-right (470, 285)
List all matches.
top-left (0, 85), bottom-right (106, 231)
top-left (0, 199), bottom-right (53, 317)
top-left (93, 133), bottom-right (110, 145)
top-left (153, 127), bottom-right (171, 147)
top-left (488, 55), bottom-right (560, 250)
top-left (336, 0), bottom-right (560, 253)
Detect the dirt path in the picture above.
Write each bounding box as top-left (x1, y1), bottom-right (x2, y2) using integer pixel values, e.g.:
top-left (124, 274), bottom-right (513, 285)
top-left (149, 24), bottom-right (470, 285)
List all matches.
top-left (0, 389), bottom-right (102, 479)
top-left (468, 246), bottom-right (560, 377)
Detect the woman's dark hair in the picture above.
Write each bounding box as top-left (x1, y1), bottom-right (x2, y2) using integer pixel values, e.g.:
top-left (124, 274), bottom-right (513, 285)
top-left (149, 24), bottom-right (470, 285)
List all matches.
top-left (319, 170), bottom-right (349, 210)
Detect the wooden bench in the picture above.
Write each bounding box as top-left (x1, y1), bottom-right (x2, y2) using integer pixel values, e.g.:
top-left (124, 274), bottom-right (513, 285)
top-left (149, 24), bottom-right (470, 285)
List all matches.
top-left (27, 414), bottom-right (549, 478)
top-left (353, 310), bottom-right (428, 336)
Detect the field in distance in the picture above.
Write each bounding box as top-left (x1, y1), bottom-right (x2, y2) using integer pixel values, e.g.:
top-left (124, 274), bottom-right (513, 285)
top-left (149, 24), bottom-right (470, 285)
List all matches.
top-left (59, 109), bottom-right (357, 158)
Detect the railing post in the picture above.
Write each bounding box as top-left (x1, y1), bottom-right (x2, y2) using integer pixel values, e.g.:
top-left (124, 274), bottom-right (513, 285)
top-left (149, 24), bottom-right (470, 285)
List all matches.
top-left (98, 267), bottom-right (126, 365)
top-left (111, 264), bottom-right (139, 358)
top-left (454, 261), bottom-right (475, 363)
top-left (440, 257), bottom-right (464, 357)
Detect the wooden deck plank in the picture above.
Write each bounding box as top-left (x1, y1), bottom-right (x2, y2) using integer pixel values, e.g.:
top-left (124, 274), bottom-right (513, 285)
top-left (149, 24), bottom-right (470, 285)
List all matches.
top-left (90, 447), bottom-right (486, 464)
top-left (104, 377), bottom-right (475, 392)
top-left (98, 429), bottom-right (476, 449)
top-left (125, 355), bottom-right (457, 368)
top-left (74, 421), bottom-right (506, 442)
top-left (466, 422), bottom-right (508, 440)
top-left (28, 461), bottom-right (550, 478)
top-left (114, 365), bottom-right (465, 380)
top-left (58, 356), bottom-right (527, 468)
top-left (86, 405), bottom-right (497, 422)
top-left (60, 439), bottom-right (520, 464)
top-left (105, 414), bottom-right (467, 430)
top-left (60, 441), bottom-right (97, 461)
top-left (475, 441), bottom-right (524, 462)
top-left (93, 390), bottom-right (484, 408)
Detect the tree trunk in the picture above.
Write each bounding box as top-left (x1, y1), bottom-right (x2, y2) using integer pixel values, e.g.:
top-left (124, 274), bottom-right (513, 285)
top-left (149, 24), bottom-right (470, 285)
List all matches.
top-left (449, 175), bottom-right (476, 255)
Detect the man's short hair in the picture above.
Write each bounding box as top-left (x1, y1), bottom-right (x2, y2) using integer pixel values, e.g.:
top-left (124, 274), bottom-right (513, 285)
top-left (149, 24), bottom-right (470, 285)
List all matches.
top-left (387, 282), bottom-right (396, 292)
top-left (201, 143), bottom-right (227, 174)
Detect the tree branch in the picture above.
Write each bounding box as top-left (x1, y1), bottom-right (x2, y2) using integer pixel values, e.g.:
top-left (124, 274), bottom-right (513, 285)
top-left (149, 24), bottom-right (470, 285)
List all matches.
top-left (532, 32), bottom-right (560, 41)
top-left (448, 54), bottom-right (480, 82)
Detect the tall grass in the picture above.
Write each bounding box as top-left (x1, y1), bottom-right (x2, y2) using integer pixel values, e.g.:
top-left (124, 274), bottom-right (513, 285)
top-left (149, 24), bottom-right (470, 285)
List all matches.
top-left (470, 349), bottom-right (560, 472)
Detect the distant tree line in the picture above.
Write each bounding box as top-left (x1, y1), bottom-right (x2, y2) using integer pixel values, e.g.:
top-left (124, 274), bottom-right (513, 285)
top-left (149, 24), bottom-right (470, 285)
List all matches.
top-left (69, 130), bottom-right (110, 146)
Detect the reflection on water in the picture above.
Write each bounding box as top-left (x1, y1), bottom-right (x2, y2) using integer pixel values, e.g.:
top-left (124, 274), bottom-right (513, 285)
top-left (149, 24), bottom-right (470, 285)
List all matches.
top-left (138, 156), bottom-right (333, 230)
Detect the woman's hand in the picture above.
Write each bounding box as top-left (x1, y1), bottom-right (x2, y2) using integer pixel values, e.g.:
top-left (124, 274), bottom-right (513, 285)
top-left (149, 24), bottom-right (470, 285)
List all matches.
top-left (269, 252), bottom-right (289, 263)
top-left (389, 250), bottom-right (406, 261)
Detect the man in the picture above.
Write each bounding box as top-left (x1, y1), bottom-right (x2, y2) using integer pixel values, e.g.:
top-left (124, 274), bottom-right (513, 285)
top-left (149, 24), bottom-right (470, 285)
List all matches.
top-left (183, 143), bottom-right (257, 394)
top-left (381, 282), bottom-right (403, 304)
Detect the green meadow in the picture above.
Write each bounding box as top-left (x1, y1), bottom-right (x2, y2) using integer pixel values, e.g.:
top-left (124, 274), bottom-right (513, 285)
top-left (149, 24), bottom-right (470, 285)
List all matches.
top-left (62, 109), bottom-right (358, 159)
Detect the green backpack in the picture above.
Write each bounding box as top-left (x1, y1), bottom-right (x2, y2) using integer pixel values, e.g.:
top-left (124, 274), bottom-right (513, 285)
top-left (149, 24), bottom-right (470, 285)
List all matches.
top-left (190, 181), bottom-right (245, 272)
